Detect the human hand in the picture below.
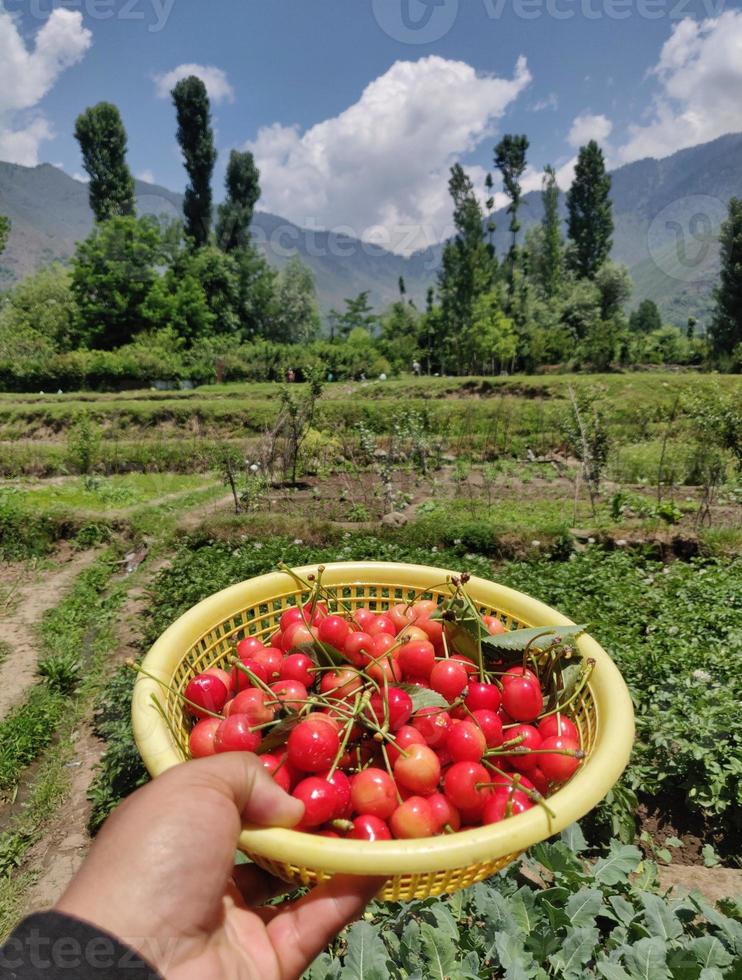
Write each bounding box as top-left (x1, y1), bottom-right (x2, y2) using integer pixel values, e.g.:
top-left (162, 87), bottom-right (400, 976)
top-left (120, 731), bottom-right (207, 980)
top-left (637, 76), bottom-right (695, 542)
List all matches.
top-left (56, 754), bottom-right (382, 979)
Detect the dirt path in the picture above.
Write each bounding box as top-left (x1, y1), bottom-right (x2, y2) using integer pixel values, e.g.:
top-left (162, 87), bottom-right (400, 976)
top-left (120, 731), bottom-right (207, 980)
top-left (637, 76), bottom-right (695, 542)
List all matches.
top-left (0, 549), bottom-right (100, 720)
top-left (659, 864), bottom-right (742, 904)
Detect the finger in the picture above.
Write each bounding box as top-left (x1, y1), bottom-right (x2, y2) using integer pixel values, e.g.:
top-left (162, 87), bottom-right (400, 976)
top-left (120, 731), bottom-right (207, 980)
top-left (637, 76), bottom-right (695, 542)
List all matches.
top-left (164, 753), bottom-right (304, 828)
top-left (266, 875), bottom-right (384, 978)
top-left (231, 864), bottom-right (293, 907)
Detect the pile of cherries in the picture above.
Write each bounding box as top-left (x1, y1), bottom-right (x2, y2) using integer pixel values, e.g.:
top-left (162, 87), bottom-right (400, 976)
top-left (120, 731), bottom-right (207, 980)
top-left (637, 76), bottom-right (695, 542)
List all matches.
top-left (181, 592), bottom-right (584, 840)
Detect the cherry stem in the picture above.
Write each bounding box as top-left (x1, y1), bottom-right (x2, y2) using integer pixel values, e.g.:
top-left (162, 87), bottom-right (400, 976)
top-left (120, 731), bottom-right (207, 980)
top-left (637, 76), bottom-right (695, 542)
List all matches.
top-left (230, 660), bottom-right (276, 699)
top-left (481, 760), bottom-right (557, 819)
top-left (539, 659), bottom-right (596, 721)
top-left (149, 693), bottom-right (186, 756)
top-left (328, 694), bottom-right (361, 778)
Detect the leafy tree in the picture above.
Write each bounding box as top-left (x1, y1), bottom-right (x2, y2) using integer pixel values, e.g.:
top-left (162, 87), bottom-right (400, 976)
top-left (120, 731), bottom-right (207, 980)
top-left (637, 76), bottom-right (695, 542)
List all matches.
top-left (270, 257), bottom-right (321, 344)
top-left (0, 215), bottom-right (10, 256)
top-left (334, 292), bottom-right (378, 339)
top-left (494, 134), bottom-right (529, 296)
top-left (540, 164), bottom-right (562, 298)
top-left (142, 270), bottom-right (215, 343)
top-left (234, 245), bottom-right (278, 341)
top-left (71, 216), bottom-right (162, 348)
top-left (172, 76), bottom-right (217, 247)
top-left (469, 290), bottom-right (517, 373)
top-left (216, 150), bottom-right (261, 252)
top-left (629, 298), bottom-right (662, 334)
top-left (438, 164), bottom-right (495, 370)
top-left (0, 264), bottom-right (76, 350)
top-left (710, 196), bottom-right (742, 359)
top-left (185, 246), bottom-right (240, 335)
top-left (566, 140), bottom-right (613, 279)
top-left (74, 103), bottom-right (136, 222)
top-left (595, 262), bottom-right (632, 320)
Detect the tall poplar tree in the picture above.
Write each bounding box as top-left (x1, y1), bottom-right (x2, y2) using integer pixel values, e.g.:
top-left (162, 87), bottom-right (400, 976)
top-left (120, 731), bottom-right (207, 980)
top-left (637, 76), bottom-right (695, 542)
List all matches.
top-left (216, 150), bottom-right (261, 252)
top-left (0, 215), bottom-right (9, 256)
top-left (172, 76), bottom-right (217, 247)
top-left (566, 140), bottom-right (613, 279)
top-left (710, 197), bottom-right (742, 359)
top-left (74, 103), bottom-right (136, 222)
top-left (494, 134), bottom-right (529, 295)
top-left (541, 165), bottom-right (563, 298)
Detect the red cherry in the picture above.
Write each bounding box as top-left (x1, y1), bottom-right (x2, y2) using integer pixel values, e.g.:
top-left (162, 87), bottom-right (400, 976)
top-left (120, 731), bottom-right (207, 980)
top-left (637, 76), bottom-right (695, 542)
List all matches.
top-left (369, 633), bottom-right (396, 660)
top-left (280, 606), bottom-right (305, 633)
top-left (443, 761), bottom-right (491, 813)
top-left (352, 607), bottom-right (376, 630)
top-left (260, 753), bottom-right (292, 792)
top-left (228, 688), bottom-right (276, 725)
top-left (398, 640), bottom-right (436, 680)
top-left (446, 720), bottom-right (486, 762)
top-left (344, 631), bottom-right (374, 667)
top-left (483, 615), bottom-right (506, 635)
top-left (502, 665), bottom-right (540, 687)
top-left (214, 715), bottom-right (260, 753)
top-left (427, 792), bottom-right (461, 833)
top-left (506, 724), bottom-right (543, 773)
top-left (502, 676), bottom-right (544, 722)
top-left (451, 655), bottom-right (478, 677)
top-left (390, 797), bottom-right (436, 839)
top-left (368, 688), bottom-right (413, 732)
top-left (252, 647), bottom-right (283, 681)
top-left (530, 768), bottom-right (549, 796)
top-left (483, 788), bottom-right (533, 823)
top-left (318, 615), bottom-right (350, 651)
top-left (398, 625), bottom-right (429, 645)
top-left (319, 769), bottom-right (353, 819)
top-left (231, 657), bottom-right (268, 693)
top-left (287, 718), bottom-right (340, 772)
top-left (350, 768), bottom-right (397, 820)
top-left (389, 603), bottom-right (415, 632)
top-left (269, 679), bottom-right (308, 712)
top-left (348, 814), bottom-right (392, 841)
top-left (393, 743), bottom-right (441, 795)
top-left (417, 617), bottom-right (443, 645)
top-left (366, 656), bottom-right (401, 686)
top-left (236, 636), bottom-right (265, 658)
top-left (538, 736), bottom-right (582, 783)
top-left (430, 660), bottom-right (468, 702)
top-left (203, 667), bottom-right (232, 692)
top-left (293, 777), bottom-right (340, 828)
top-left (303, 601), bottom-right (328, 626)
top-left (279, 653), bottom-right (315, 689)
top-left (319, 668), bottom-right (363, 701)
top-left (189, 717), bottom-right (221, 758)
top-left (465, 682), bottom-right (501, 714)
top-left (368, 615), bottom-right (396, 637)
top-left (412, 707), bottom-right (452, 747)
top-left (282, 623), bottom-right (314, 653)
top-left (184, 674), bottom-right (229, 718)
top-left (538, 714), bottom-right (579, 742)
top-left (471, 709), bottom-right (504, 747)
top-left (386, 725), bottom-right (426, 765)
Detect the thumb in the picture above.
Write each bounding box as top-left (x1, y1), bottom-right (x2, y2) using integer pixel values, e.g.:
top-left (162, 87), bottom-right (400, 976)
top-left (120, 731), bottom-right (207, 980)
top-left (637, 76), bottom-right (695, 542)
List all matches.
top-left (169, 752), bottom-right (305, 829)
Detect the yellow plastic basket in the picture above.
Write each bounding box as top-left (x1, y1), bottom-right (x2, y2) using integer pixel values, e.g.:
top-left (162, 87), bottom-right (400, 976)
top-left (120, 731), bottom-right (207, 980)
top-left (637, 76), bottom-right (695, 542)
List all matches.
top-left (132, 561), bottom-right (634, 901)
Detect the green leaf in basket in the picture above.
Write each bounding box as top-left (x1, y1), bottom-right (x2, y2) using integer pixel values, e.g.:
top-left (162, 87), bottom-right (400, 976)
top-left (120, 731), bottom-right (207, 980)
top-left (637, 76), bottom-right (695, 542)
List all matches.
top-left (256, 715), bottom-right (301, 753)
top-left (482, 624), bottom-right (588, 653)
top-left (340, 920), bottom-right (390, 980)
top-left (398, 684), bottom-right (450, 712)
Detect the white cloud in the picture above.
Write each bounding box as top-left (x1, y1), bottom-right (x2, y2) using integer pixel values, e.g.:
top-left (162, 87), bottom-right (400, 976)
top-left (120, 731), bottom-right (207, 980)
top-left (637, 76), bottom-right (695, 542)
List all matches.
top-left (0, 8), bottom-right (91, 165)
top-left (568, 113), bottom-right (613, 149)
top-left (618, 13), bottom-right (742, 164)
top-left (531, 93), bottom-right (558, 112)
top-left (154, 64), bottom-right (234, 105)
top-left (136, 169), bottom-right (155, 183)
top-left (246, 55), bottom-right (531, 254)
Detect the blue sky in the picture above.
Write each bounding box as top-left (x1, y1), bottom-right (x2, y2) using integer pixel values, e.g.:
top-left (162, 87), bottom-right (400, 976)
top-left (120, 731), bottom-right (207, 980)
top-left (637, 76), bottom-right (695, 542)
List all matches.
top-left (2, 0), bottom-right (741, 251)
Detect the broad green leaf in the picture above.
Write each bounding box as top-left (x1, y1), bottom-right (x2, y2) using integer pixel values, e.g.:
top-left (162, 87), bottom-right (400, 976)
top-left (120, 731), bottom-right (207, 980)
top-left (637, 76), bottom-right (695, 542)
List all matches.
top-left (482, 624), bottom-right (587, 652)
top-left (640, 892), bottom-right (684, 942)
top-left (399, 684), bottom-right (450, 712)
top-left (634, 860), bottom-right (660, 892)
top-left (305, 952), bottom-right (342, 979)
top-left (597, 960), bottom-right (633, 980)
top-left (593, 842), bottom-right (643, 885)
top-left (554, 662), bottom-right (584, 705)
top-left (340, 921), bottom-right (389, 980)
top-left (623, 937), bottom-right (671, 980)
top-left (420, 923), bottom-right (458, 980)
top-left (566, 887), bottom-right (604, 927)
top-left (666, 946), bottom-right (702, 980)
top-left (543, 899), bottom-right (570, 932)
top-left (529, 840), bottom-right (586, 879)
top-left (494, 930), bottom-right (538, 980)
top-left (526, 927), bottom-right (562, 961)
top-left (561, 822), bottom-right (588, 853)
top-left (699, 970), bottom-right (725, 980)
top-left (692, 900), bottom-right (742, 955)
top-left (510, 890), bottom-right (539, 935)
top-left (548, 926), bottom-right (600, 979)
top-left (689, 937), bottom-right (733, 970)
top-left (610, 895), bottom-right (640, 927)
top-left (425, 903), bottom-right (460, 941)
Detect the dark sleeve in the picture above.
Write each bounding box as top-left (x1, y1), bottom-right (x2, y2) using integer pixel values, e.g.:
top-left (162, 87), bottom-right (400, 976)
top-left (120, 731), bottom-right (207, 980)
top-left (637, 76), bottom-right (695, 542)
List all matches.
top-left (0, 912), bottom-right (162, 979)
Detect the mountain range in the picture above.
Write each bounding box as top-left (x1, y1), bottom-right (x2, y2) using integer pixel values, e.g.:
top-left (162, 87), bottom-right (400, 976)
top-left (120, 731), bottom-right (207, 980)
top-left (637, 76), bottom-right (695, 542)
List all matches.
top-left (2, 131), bottom-right (741, 325)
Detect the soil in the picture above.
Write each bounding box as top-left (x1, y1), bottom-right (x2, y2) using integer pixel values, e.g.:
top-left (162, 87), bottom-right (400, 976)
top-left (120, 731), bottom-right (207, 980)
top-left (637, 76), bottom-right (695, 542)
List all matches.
top-left (0, 547), bottom-right (101, 719)
top-left (658, 865), bottom-right (742, 904)
top-left (637, 796), bottom-right (739, 866)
